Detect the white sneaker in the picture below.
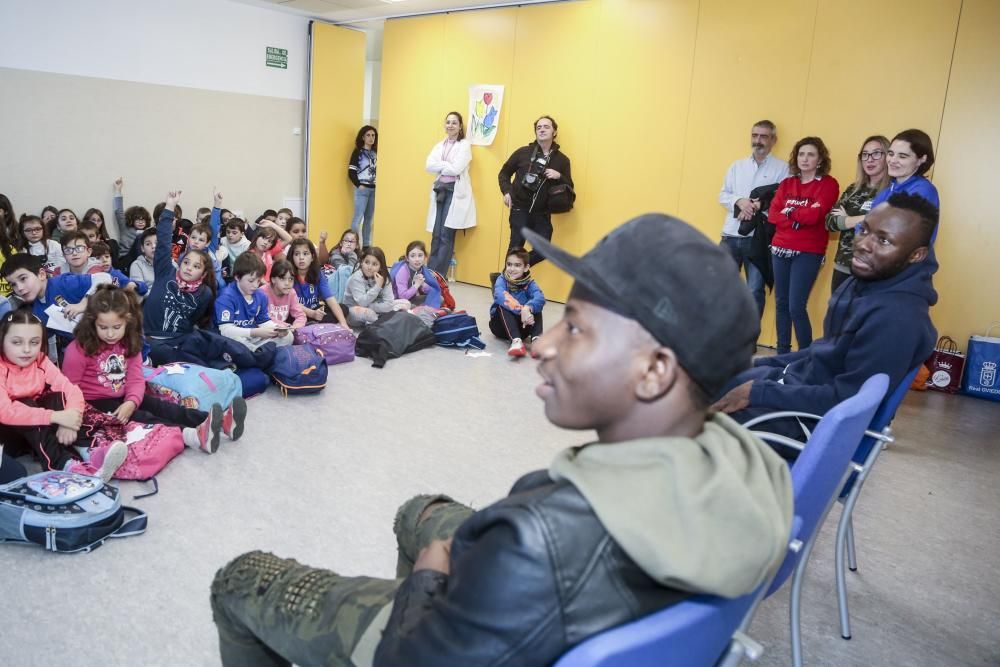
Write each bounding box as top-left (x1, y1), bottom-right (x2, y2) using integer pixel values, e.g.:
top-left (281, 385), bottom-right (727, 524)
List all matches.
top-left (508, 338), bottom-right (526, 358)
top-left (96, 441), bottom-right (128, 483)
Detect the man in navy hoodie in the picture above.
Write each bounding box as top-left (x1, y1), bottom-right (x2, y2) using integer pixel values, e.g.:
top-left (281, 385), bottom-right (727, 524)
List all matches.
top-left (713, 192), bottom-right (938, 442)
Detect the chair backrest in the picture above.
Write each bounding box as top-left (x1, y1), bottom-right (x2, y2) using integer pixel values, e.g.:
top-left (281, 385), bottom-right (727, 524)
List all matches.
top-left (852, 364), bottom-right (921, 466)
top-left (766, 373), bottom-right (889, 595)
top-left (553, 590), bottom-right (758, 667)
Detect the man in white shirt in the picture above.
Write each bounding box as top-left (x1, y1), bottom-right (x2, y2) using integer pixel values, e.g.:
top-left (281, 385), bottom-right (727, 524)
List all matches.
top-left (718, 120), bottom-right (789, 318)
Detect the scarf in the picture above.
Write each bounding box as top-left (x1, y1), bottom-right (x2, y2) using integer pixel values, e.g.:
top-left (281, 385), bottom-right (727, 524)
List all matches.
top-left (175, 271), bottom-right (204, 293)
top-left (504, 270), bottom-right (533, 292)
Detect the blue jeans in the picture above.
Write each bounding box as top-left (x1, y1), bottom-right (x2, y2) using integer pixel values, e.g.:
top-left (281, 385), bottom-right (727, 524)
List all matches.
top-left (720, 236), bottom-right (765, 318)
top-left (351, 186), bottom-right (376, 247)
top-left (771, 251), bottom-right (823, 354)
top-left (428, 188), bottom-right (456, 275)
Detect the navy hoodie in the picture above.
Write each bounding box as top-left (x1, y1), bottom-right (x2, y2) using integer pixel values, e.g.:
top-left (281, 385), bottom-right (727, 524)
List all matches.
top-left (749, 260), bottom-right (938, 414)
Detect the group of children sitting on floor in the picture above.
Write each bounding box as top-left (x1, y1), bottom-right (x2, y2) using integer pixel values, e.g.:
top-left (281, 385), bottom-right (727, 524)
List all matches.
top-left (0, 185), bottom-right (549, 486)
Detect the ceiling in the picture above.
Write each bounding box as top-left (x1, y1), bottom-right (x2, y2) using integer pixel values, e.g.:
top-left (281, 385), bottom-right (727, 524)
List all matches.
top-left (229, 0), bottom-right (560, 24)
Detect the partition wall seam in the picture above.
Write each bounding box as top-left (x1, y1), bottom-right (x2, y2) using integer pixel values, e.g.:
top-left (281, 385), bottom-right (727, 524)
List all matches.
top-left (675, 0), bottom-right (702, 212)
top-left (935, 0), bottom-right (964, 152)
top-left (303, 21), bottom-right (314, 222)
top-left (798, 0), bottom-right (821, 131)
top-left (495, 7), bottom-right (523, 271)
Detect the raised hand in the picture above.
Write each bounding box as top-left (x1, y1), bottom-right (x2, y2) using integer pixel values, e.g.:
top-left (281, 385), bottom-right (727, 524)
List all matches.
top-left (113, 177), bottom-right (124, 194)
top-left (214, 187), bottom-right (224, 208)
top-left (165, 189), bottom-right (183, 210)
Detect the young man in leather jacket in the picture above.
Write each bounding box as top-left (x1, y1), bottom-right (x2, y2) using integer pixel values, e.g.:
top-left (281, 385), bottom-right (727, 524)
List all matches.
top-left (210, 213), bottom-right (793, 667)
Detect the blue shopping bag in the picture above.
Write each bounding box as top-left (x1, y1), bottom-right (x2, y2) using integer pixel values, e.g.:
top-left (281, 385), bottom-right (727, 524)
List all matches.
top-left (962, 322), bottom-right (1000, 402)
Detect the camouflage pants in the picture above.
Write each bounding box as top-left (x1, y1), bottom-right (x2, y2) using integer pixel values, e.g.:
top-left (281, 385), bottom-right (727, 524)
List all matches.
top-left (210, 494), bottom-right (474, 667)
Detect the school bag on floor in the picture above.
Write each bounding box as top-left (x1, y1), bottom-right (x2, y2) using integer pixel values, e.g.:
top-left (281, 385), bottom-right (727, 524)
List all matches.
top-left (430, 269), bottom-right (456, 311)
top-left (236, 367), bottom-right (269, 398)
top-left (143, 363), bottom-right (242, 411)
top-left (292, 323), bottom-right (356, 365)
top-left (0, 471), bottom-right (147, 553)
top-left (355, 310), bottom-right (437, 368)
top-left (962, 322), bottom-right (1000, 402)
top-left (270, 344), bottom-right (328, 396)
top-left (81, 406), bottom-right (186, 498)
top-left (432, 312), bottom-right (486, 350)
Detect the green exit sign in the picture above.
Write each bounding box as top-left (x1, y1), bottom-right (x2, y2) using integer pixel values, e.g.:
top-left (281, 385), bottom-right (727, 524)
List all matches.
top-left (266, 47), bottom-right (288, 69)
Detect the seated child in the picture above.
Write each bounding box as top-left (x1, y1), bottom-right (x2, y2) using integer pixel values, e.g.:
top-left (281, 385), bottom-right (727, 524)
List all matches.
top-left (287, 238), bottom-right (349, 327)
top-left (16, 214), bottom-right (66, 276)
top-left (215, 252), bottom-right (291, 351)
top-left (62, 286), bottom-right (246, 453)
top-left (247, 226), bottom-right (284, 283)
top-left (151, 200), bottom-right (188, 262)
top-left (210, 214), bottom-right (794, 666)
top-left (275, 208), bottom-right (293, 229)
top-left (112, 177), bottom-right (150, 266)
top-left (391, 240), bottom-right (443, 309)
top-left (318, 229), bottom-right (360, 269)
top-left (59, 231), bottom-right (148, 297)
top-left (343, 246), bottom-right (394, 326)
top-left (1, 253), bottom-right (112, 344)
top-left (79, 220), bottom-right (121, 263)
top-left (48, 208), bottom-right (78, 242)
top-left (0, 308), bottom-right (127, 482)
top-left (261, 260), bottom-right (306, 330)
top-left (220, 218), bottom-right (251, 276)
top-left (142, 191), bottom-right (217, 365)
top-left (90, 241), bottom-right (114, 272)
top-left (185, 222), bottom-right (225, 286)
top-left (285, 217), bottom-right (308, 243)
top-left (491, 247), bottom-right (545, 358)
top-left (129, 228), bottom-right (161, 288)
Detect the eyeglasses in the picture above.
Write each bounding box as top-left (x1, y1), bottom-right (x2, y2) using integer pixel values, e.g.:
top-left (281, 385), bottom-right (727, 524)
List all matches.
top-left (22, 227), bottom-right (44, 234)
top-left (63, 246), bottom-right (89, 255)
top-left (859, 150), bottom-right (885, 162)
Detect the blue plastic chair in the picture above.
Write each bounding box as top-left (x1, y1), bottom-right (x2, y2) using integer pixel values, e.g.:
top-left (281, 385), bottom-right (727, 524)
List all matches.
top-left (744, 366), bottom-right (919, 641)
top-left (554, 375), bottom-right (889, 667)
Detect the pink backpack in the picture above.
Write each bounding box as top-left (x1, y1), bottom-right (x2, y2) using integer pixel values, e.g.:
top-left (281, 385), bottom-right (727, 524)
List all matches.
top-left (292, 323), bottom-right (356, 365)
top-left (83, 407), bottom-right (185, 496)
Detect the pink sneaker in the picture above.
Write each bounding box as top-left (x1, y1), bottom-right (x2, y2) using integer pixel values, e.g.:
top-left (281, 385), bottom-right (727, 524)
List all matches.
top-left (183, 404), bottom-right (223, 453)
top-left (221, 398), bottom-right (247, 441)
top-left (508, 339), bottom-right (526, 358)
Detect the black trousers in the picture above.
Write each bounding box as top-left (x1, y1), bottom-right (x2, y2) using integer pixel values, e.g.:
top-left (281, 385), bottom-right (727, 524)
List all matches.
top-left (508, 208), bottom-right (552, 266)
top-left (88, 395), bottom-right (207, 429)
top-left (0, 393), bottom-right (78, 472)
top-left (489, 308), bottom-right (543, 342)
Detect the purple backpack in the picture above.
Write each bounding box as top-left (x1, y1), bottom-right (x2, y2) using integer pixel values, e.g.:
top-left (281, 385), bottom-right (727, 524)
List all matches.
top-left (292, 323), bottom-right (356, 365)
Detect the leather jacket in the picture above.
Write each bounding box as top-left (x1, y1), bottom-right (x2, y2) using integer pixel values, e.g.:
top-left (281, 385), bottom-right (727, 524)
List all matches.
top-left (374, 470), bottom-right (686, 666)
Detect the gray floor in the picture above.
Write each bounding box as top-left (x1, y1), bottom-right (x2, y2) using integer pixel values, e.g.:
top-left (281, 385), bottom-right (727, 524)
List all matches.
top-left (1, 282), bottom-right (998, 666)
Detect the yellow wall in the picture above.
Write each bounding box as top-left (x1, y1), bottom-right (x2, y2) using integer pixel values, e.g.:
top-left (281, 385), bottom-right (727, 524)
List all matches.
top-left (360, 0), bottom-right (993, 348)
top-left (306, 23), bottom-right (366, 243)
top-left (934, 0), bottom-right (1000, 344)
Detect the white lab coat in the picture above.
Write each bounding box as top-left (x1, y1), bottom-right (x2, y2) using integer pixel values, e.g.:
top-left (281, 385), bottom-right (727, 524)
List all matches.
top-left (425, 138), bottom-right (477, 232)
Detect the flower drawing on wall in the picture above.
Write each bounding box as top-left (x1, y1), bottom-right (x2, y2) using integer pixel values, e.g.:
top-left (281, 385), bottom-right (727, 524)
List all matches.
top-left (468, 85), bottom-right (504, 146)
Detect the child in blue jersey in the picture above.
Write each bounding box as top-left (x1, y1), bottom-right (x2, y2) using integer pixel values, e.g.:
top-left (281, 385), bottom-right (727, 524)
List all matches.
top-left (215, 252), bottom-right (291, 351)
top-left (490, 247), bottom-right (545, 358)
top-left (0, 254), bottom-right (112, 334)
top-left (142, 190), bottom-right (218, 365)
top-left (287, 238), bottom-right (349, 328)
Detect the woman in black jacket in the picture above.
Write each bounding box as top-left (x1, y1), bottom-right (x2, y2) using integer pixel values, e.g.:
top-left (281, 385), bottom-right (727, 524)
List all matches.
top-left (348, 125), bottom-right (378, 247)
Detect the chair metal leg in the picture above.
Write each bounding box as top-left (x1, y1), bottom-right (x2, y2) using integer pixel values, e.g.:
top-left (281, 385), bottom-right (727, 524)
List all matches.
top-left (790, 535), bottom-right (818, 667)
top-left (835, 508), bottom-right (853, 640)
top-left (846, 517), bottom-right (858, 572)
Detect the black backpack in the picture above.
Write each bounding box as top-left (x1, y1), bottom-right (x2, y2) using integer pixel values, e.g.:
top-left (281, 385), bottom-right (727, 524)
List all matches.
top-left (355, 311), bottom-right (437, 368)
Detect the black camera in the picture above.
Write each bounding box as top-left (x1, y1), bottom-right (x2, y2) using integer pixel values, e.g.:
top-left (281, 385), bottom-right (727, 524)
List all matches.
top-left (521, 170), bottom-right (544, 192)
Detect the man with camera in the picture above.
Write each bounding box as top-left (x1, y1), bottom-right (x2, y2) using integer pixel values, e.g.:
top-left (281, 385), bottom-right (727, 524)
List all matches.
top-left (498, 115), bottom-right (574, 266)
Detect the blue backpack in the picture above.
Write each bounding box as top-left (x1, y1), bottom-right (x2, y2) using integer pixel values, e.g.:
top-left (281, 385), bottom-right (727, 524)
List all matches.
top-left (270, 344), bottom-right (328, 396)
top-left (432, 312), bottom-right (486, 350)
top-left (143, 363), bottom-right (243, 411)
top-left (0, 471), bottom-right (147, 553)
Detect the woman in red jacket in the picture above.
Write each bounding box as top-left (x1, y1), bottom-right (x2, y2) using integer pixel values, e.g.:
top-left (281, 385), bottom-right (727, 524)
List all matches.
top-left (767, 137), bottom-right (838, 354)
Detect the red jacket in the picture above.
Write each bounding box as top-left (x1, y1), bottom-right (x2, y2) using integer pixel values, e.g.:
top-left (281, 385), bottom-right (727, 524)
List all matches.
top-left (0, 354), bottom-right (85, 426)
top-left (768, 175), bottom-right (840, 255)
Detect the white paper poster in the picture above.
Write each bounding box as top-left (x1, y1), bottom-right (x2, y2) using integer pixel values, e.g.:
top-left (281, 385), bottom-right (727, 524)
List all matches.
top-left (468, 85), bottom-right (504, 146)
